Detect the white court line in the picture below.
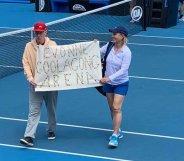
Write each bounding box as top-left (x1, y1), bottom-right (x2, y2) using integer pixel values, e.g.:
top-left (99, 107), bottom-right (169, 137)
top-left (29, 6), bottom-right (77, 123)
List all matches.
top-left (0, 27), bottom-right (23, 30)
top-left (0, 65), bottom-right (23, 68)
top-left (51, 38), bottom-right (184, 48)
top-left (0, 143), bottom-right (131, 161)
top-left (133, 34), bottom-right (184, 40)
top-left (128, 42), bottom-right (184, 48)
top-left (0, 116), bottom-right (184, 141)
top-left (0, 27), bottom-right (183, 40)
top-left (0, 29), bottom-right (183, 48)
top-left (52, 38), bottom-right (184, 48)
top-left (1, 26), bottom-right (184, 41)
top-left (130, 76), bottom-right (184, 83)
top-left (0, 64), bottom-right (183, 83)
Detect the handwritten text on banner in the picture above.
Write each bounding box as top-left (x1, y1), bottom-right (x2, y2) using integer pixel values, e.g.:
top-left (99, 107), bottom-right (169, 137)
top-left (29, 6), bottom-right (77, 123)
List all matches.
top-left (35, 41), bottom-right (102, 91)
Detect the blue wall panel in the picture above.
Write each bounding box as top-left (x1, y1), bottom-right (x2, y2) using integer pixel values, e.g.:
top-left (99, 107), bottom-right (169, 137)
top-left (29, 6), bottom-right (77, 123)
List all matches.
top-left (0, 0), bottom-right (30, 3)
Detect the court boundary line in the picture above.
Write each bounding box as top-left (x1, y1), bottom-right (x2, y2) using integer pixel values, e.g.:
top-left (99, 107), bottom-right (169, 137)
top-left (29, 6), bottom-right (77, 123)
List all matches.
top-left (1, 27), bottom-right (184, 41)
top-left (0, 116), bottom-right (184, 141)
top-left (0, 27), bottom-right (23, 30)
top-left (128, 43), bottom-right (184, 48)
top-left (51, 38), bottom-right (184, 48)
top-left (1, 71), bottom-right (184, 83)
top-left (129, 76), bottom-right (184, 83)
top-left (133, 34), bottom-right (184, 40)
top-left (0, 143), bottom-right (132, 161)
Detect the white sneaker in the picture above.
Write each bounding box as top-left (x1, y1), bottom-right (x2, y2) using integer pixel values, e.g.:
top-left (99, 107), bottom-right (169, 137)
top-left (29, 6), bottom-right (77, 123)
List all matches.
top-left (109, 129), bottom-right (123, 140)
top-left (179, 16), bottom-right (184, 21)
top-left (108, 134), bottom-right (118, 147)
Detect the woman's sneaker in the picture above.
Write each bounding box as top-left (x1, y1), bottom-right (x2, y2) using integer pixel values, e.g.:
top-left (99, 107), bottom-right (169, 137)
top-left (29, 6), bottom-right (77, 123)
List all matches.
top-left (118, 130), bottom-right (123, 139)
top-left (109, 129), bottom-right (123, 140)
top-left (20, 137), bottom-right (33, 147)
top-left (108, 134), bottom-right (118, 147)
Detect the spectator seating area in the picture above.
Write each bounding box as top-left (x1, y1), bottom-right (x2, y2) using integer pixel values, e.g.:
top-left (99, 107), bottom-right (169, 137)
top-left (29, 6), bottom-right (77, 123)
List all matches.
top-left (50, 0), bottom-right (110, 12)
top-left (34, 0), bottom-right (129, 15)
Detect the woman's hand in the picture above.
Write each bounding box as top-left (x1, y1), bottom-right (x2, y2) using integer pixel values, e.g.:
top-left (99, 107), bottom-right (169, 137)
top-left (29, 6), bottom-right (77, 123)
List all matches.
top-left (93, 39), bottom-right (98, 42)
top-left (100, 77), bottom-right (110, 83)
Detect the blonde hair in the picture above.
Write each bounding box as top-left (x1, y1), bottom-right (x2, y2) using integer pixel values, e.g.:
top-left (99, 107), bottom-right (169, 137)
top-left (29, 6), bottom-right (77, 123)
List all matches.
top-left (119, 33), bottom-right (128, 45)
top-left (123, 36), bottom-right (128, 45)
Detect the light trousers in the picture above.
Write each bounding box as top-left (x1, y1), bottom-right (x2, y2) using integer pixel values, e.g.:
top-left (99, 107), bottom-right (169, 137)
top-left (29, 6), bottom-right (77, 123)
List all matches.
top-left (24, 84), bottom-right (58, 138)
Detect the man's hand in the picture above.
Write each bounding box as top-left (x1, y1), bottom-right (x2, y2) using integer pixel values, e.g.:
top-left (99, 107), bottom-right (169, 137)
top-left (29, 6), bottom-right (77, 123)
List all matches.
top-left (29, 78), bottom-right (37, 86)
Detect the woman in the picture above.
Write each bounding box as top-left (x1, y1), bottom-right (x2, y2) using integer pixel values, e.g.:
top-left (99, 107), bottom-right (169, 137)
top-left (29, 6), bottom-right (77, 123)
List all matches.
top-left (100, 26), bottom-right (132, 147)
top-left (179, 0), bottom-right (184, 21)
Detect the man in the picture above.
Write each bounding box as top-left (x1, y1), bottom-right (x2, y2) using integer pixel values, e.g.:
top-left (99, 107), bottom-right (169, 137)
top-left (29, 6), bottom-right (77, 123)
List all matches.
top-left (20, 22), bottom-right (58, 147)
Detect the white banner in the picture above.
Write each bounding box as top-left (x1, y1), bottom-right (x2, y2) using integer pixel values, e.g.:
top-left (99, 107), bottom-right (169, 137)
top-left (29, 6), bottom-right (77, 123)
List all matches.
top-left (35, 41), bottom-right (102, 91)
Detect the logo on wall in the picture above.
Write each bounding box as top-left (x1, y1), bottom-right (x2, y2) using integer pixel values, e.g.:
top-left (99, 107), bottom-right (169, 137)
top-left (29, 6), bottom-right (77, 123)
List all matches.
top-left (131, 6), bottom-right (143, 22)
top-left (39, 0), bottom-right (45, 11)
top-left (72, 4), bottom-right (86, 12)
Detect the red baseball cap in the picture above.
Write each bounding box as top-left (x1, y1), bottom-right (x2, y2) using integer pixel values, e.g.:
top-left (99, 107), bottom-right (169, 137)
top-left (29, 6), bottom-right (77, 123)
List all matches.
top-left (33, 22), bottom-right (47, 32)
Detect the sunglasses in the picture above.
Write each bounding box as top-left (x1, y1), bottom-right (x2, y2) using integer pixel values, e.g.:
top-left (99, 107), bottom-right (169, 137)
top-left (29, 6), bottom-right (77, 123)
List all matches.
top-left (112, 33), bottom-right (118, 35)
top-left (35, 31), bottom-right (45, 35)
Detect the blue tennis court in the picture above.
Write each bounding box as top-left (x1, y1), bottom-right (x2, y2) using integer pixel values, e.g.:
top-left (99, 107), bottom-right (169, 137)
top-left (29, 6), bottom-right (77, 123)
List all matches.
top-left (0, 2), bottom-right (184, 161)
